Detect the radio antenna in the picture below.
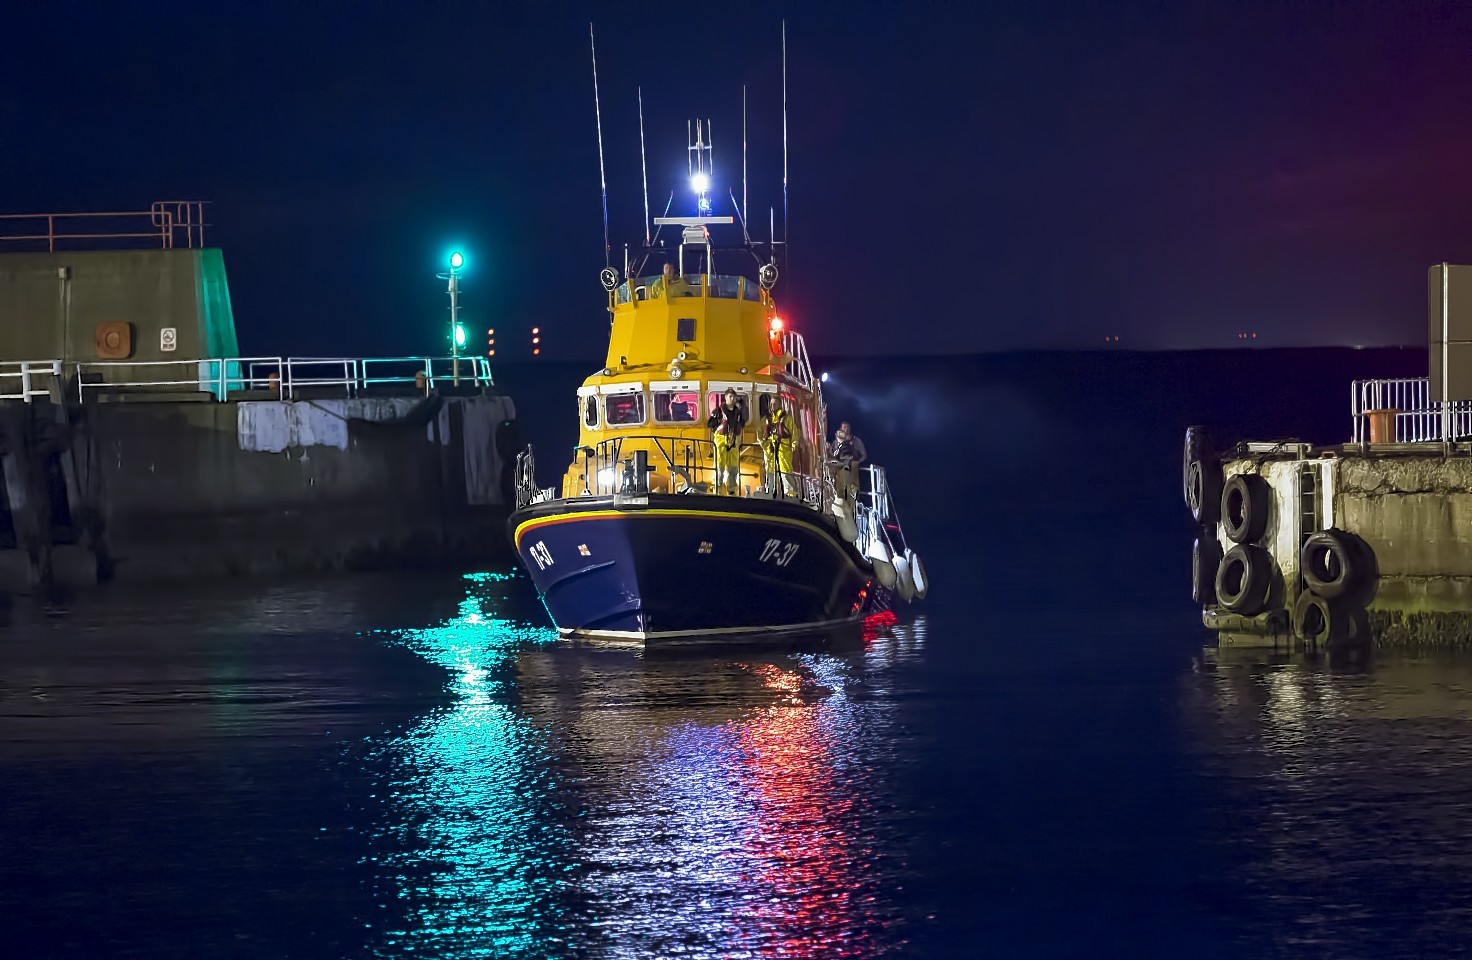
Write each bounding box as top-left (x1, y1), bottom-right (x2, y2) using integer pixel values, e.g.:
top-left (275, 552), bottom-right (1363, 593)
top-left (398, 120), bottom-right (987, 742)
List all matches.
top-left (639, 87), bottom-right (651, 247)
top-left (782, 20), bottom-right (789, 274)
top-left (742, 85), bottom-right (749, 225)
top-left (635, 192), bottom-right (675, 278)
top-left (590, 23), bottom-right (610, 269)
top-left (730, 189), bottom-right (751, 245)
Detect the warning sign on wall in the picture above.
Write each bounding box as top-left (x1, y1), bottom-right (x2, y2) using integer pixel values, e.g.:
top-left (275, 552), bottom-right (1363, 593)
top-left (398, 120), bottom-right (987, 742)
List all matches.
top-left (160, 327), bottom-right (178, 352)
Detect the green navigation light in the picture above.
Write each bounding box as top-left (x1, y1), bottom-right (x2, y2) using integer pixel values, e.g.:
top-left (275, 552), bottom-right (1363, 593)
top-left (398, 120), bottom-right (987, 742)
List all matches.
top-left (453, 323), bottom-right (467, 348)
top-left (449, 251), bottom-right (465, 270)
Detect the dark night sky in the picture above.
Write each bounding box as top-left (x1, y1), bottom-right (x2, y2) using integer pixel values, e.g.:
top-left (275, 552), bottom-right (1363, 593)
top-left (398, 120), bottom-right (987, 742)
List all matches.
top-left (6, 2), bottom-right (1472, 360)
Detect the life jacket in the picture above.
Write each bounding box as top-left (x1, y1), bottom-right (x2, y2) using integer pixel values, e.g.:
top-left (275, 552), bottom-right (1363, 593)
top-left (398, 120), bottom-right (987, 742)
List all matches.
top-left (764, 408), bottom-right (793, 445)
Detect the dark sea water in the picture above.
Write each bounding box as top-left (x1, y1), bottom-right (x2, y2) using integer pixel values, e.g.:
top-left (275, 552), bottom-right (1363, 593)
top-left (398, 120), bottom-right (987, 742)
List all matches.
top-left (7, 347), bottom-right (1472, 958)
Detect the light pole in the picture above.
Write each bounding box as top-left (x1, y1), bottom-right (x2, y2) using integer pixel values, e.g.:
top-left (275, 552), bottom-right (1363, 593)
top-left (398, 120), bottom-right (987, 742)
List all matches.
top-left (447, 251), bottom-right (464, 386)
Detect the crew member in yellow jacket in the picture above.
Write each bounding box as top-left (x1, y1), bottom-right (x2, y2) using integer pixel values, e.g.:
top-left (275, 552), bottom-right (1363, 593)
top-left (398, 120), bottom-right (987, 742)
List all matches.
top-left (762, 403), bottom-right (798, 498)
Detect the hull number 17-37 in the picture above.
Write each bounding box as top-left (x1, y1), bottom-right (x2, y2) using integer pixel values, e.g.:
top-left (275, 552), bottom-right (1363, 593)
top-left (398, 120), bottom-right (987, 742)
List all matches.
top-left (529, 540), bottom-right (555, 570)
top-left (760, 539), bottom-right (800, 567)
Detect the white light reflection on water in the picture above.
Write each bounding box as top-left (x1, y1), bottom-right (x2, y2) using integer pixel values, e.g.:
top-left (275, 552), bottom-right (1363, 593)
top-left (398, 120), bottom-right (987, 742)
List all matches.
top-left (572, 613), bottom-right (928, 959)
top-left (361, 571), bottom-right (569, 958)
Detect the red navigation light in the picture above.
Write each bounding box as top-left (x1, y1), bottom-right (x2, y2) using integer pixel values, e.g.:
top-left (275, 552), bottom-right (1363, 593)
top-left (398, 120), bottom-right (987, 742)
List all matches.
top-left (533, 348), bottom-right (541, 356)
top-left (768, 316), bottom-right (785, 355)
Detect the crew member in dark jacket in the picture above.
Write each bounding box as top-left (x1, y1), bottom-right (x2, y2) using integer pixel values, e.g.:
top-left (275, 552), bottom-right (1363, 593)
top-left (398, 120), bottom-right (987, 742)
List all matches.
top-left (827, 421), bottom-right (867, 498)
top-left (707, 388), bottom-right (747, 494)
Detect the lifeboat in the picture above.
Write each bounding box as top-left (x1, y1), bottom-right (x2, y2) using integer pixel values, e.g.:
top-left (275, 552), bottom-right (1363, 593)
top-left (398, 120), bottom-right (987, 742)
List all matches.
top-left (506, 111), bottom-right (926, 644)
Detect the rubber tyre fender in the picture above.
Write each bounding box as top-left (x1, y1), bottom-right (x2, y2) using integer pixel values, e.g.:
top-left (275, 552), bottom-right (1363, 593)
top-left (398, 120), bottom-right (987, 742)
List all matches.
top-left (1292, 590), bottom-right (1349, 649)
top-left (1221, 473), bottom-right (1270, 544)
top-left (1182, 426), bottom-right (1210, 506)
top-left (1186, 459), bottom-right (1222, 528)
top-left (1192, 536), bottom-right (1222, 606)
top-left (1215, 543), bottom-right (1272, 616)
top-left (1300, 530), bottom-right (1358, 601)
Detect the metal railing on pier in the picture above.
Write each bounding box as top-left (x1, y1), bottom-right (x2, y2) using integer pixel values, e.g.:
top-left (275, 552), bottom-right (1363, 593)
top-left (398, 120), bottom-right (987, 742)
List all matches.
top-left (1350, 377), bottom-right (1472, 443)
top-left (0, 355), bottom-right (492, 404)
top-left (0, 201), bottom-right (209, 252)
top-left (0, 361), bottom-right (63, 402)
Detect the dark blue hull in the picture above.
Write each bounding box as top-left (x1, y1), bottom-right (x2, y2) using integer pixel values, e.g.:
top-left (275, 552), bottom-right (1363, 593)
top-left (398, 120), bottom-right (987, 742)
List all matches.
top-left (508, 495), bottom-right (885, 641)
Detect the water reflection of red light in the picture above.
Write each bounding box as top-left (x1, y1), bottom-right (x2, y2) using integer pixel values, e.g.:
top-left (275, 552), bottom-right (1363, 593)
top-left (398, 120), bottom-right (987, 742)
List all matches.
top-left (731, 662), bottom-right (889, 958)
top-left (862, 610), bottom-right (899, 644)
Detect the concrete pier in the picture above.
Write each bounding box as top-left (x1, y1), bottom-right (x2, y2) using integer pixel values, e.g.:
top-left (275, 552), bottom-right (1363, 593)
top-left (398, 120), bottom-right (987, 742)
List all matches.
top-left (0, 211), bottom-right (521, 594)
top-left (1192, 441), bottom-right (1472, 652)
top-left (0, 394), bottom-right (518, 591)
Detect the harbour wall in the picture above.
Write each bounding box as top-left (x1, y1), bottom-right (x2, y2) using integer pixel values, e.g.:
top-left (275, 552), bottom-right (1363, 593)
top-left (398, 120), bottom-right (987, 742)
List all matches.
top-left (0, 248), bottom-right (238, 366)
top-left (1201, 448), bottom-right (1472, 651)
top-left (0, 394), bottom-right (518, 590)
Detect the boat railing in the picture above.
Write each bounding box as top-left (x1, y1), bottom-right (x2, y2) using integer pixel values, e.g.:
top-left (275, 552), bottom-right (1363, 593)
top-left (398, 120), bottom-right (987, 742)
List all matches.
top-left (615, 273), bottom-right (763, 305)
top-left (1350, 376), bottom-right (1472, 443)
top-left (536, 433), bottom-right (831, 510)
top-left (778, 330), bottom-right (817, 390)
top-left (514, 446), bottom-right (556, 510)
top-left (0, 355), bottom-right (495, 404)
top-left (854, 464), bottom-right (907, 557)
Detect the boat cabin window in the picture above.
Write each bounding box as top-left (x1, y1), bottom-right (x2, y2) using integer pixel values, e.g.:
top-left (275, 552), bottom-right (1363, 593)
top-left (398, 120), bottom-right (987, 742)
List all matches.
top-left (653, 390), bottom-right (701, 423)
top-left (677, 318), bottom-right (696, 341)
top-left (582, 395), bottom-right (599, 428)
top-left (605, 391), bottom-right (647, 427)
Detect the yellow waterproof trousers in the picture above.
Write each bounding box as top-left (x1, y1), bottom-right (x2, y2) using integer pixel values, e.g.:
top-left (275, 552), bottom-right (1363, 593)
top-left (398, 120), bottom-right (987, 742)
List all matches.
top-left (764, 442), bottom-right (797, 497)
top-left (713, 434), bottom-right (740, 492)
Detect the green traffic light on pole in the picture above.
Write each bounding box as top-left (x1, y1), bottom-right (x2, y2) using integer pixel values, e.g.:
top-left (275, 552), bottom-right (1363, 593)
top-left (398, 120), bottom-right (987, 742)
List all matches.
top-left (449, 251), bottom-right (464, 270)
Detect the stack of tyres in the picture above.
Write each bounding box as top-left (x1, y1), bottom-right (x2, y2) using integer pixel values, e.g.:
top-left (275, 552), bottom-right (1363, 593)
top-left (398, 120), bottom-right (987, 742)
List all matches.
top-left (1215, 473), bottom-right (1274, 616)
top-left (1184, 426), bottom-right (1222, 607)
top-left (1293, 530), bottom-right (1373, 651)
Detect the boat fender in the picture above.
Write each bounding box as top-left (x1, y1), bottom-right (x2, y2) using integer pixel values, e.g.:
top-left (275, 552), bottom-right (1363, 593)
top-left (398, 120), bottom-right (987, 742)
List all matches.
top-left (867, 536), bottom-right (897, 589)
top-left (893, 552), bottom-right (916, 603)
top-left (833, 502), bottom-right (859, 542)
top-left (1221, 473), bottom-right (1270, 544)
top-left (1192, 536), bottom-right (1222, 606)
top-left (907, 549), bottom-right (928, 599)
top-left (1300, 530), bottom-right (1360, 601)
top-left (1214, 543), bottom-right (1273, 616)
top-left (1291, 590), bottom-right (1350, 650)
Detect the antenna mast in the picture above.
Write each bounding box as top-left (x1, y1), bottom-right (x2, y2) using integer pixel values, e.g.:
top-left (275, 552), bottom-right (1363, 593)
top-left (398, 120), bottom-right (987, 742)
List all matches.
top-left (688, 120), bottom-right (714, 218)
top-left (590, 24), bottom-right (610, 269)
top-left (639, 87), bottom-right (651, 247)
top-left (781, 20), bottom-right (789, 274)
top-left (742, 85), bottom-right (748, 225)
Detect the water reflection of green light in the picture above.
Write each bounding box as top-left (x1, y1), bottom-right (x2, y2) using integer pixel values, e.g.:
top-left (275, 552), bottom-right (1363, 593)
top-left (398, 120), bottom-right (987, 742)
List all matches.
top-left (364, 571), bottom-right (567, 958)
